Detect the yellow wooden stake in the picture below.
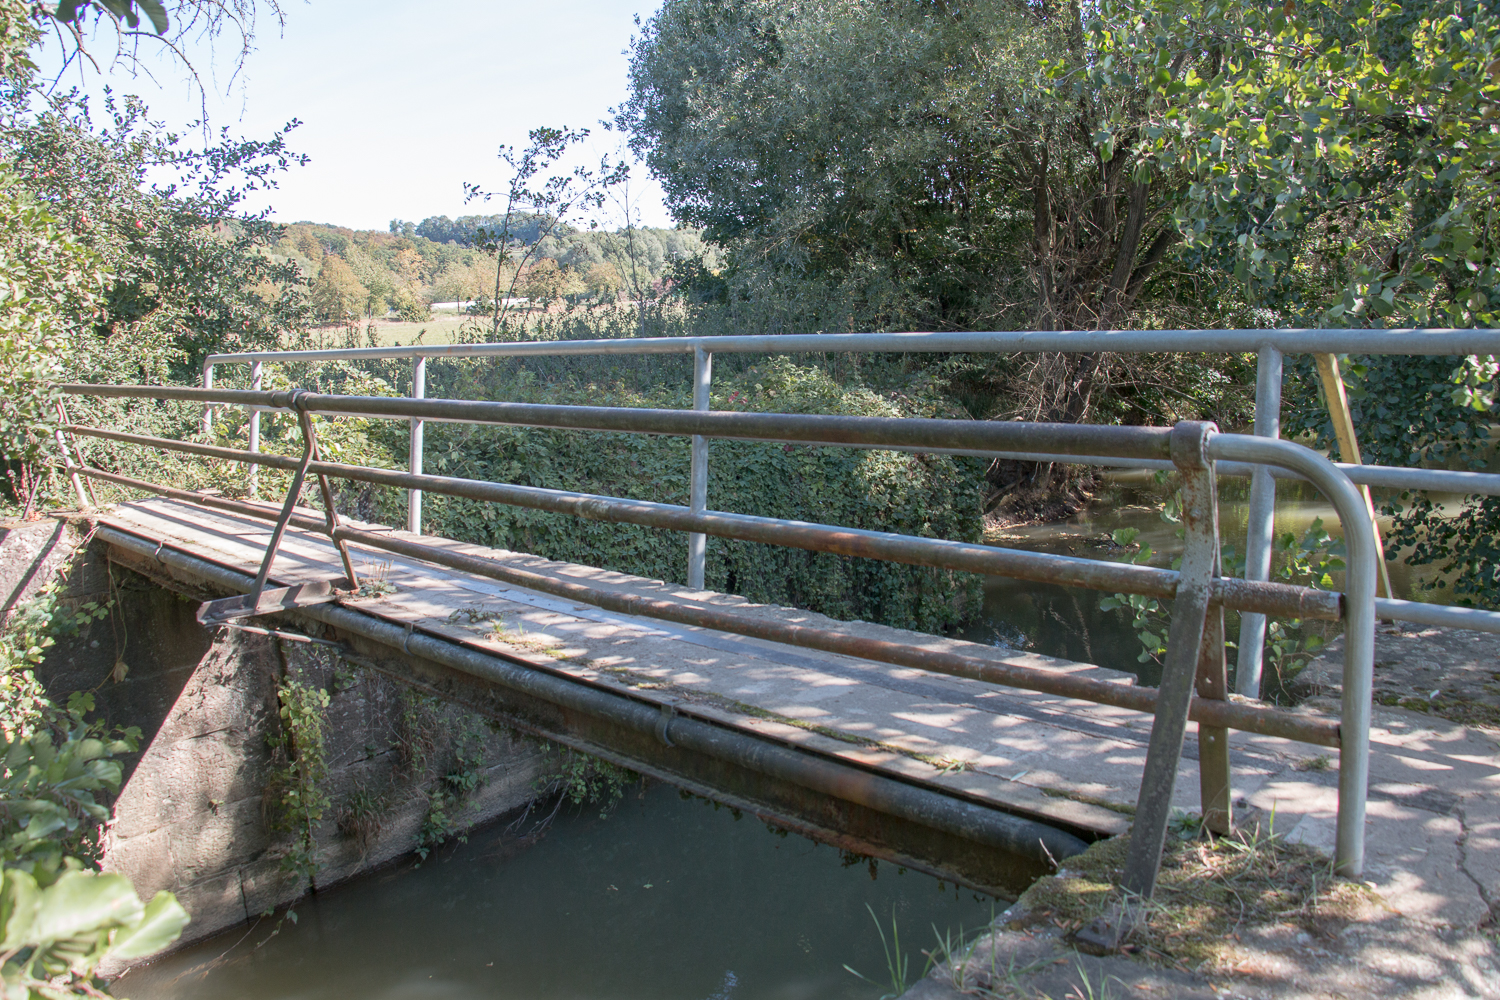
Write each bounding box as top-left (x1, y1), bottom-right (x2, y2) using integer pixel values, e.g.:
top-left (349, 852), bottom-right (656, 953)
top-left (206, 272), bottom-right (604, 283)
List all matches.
top-left (1313, 354), bottom-right (1394, 600)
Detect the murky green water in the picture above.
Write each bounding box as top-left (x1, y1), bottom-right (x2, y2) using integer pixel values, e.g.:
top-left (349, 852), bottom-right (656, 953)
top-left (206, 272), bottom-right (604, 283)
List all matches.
top-left (956, 472), bottom-right (1435, 684)
top-left (117, 786), bottom-right (996, 1000)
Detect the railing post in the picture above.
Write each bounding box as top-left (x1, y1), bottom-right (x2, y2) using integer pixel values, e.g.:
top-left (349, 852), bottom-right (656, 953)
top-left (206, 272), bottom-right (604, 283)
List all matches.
top-left (1123, 421), bottom-right (1221, 902)
top-left (687, 345), bottom-right (712, 589)
top-left (247, 361), bottom-right (262, 499)
top-left (1313, 353), bottom-right (1394, 601)
top-left (408, 356), bottom-right (426, 535)
top-left (1235, 345), bottom-right (1282, 697)
top-left (201, 362), bottom-right (215, 436)
top-left (1207, 432), bottom-right (1376, 878)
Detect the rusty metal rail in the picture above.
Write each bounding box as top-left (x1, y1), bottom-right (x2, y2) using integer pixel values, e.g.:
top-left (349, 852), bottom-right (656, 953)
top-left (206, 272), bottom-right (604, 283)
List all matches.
top-left (193, 329), bottom-right (1500, 707)
top-left (53, 382), bottom-right (1378, 890)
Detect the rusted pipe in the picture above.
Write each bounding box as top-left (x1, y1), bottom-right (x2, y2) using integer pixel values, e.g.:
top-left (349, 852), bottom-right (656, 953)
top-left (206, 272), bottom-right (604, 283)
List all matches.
top-left (65, 429), bottom-right (1341, 622)
top-left (59, 383), bottom-right (1176, 460)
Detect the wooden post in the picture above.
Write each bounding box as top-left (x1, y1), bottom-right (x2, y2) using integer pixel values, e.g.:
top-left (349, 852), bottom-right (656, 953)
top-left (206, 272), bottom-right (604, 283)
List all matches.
top-left (1312, 355), bottom-right (1393, 600)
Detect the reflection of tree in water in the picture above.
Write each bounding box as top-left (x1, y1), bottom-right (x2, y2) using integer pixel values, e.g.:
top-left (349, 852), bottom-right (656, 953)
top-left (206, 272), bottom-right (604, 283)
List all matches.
top-left (963, 579), bottom-right (1145, 678)
top-left (1053, 589), bottom-right (1095, 665)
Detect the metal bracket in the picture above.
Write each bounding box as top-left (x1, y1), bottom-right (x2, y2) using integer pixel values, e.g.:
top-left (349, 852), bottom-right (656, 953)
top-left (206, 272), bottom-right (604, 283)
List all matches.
top-left (196, 579), bottom-right (343, 625)
top-left (655, 703), bottom-right (678, 747)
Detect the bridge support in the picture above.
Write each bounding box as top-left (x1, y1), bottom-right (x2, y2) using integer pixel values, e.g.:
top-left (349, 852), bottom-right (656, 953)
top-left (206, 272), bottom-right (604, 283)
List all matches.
top-left (100, 527), bottom-right (1090, 897)
top-left (1124, 422), bottom-right (1228, 900)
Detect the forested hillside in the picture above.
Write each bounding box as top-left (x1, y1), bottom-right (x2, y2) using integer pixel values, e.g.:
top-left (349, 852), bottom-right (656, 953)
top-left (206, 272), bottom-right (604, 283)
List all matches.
top-left (278, 215), bottom-right (716, 325)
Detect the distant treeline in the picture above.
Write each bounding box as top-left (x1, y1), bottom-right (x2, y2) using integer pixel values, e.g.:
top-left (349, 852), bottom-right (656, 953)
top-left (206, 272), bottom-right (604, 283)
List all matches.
top-left (278, 215), bottom-right (718, 325)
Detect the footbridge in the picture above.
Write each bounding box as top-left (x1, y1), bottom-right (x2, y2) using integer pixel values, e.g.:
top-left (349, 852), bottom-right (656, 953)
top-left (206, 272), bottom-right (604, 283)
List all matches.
top-left (52, 329), bottom-right (1500, 899)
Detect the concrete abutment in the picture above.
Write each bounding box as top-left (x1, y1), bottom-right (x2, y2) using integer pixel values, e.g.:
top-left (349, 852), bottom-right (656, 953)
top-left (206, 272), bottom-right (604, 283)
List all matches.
top-left (4, 516), bottom-right (549, 949)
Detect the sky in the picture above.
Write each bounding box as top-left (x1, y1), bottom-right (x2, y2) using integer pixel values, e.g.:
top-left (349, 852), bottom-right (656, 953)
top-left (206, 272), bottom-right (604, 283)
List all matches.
top-left (35, 0), bottom-right (674, 231)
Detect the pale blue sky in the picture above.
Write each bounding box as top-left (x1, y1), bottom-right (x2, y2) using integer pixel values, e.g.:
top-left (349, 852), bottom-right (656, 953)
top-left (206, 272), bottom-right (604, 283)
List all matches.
top-left (36, 1), bottom-right (674, 230)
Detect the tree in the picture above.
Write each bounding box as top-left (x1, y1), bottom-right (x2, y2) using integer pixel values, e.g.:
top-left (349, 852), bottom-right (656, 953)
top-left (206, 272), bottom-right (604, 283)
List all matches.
top-left (462, 126), bottom-right (625, 339)
top-left (630, 1), bottom-right (1201, 330)
top-left (310, 254), bottom-right (367, 328)
top-left (584, 261), bottom-right (622, 299)
top-left (1069, 0), bottom-right (1500, 605)
top-left (1, 90), bottom-right (309, 383)
top-left (520, 257), bottom-right (567, 305)
top-left (623, 0), bottom-right (1218, 432)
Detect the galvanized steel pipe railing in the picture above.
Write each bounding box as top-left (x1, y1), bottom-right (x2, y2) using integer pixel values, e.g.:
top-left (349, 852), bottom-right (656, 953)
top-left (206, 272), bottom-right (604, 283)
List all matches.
top-left (62, 423), bottom-right (1343, 623)
top-left (56, 379), bottom-right (1444, 878)
top-left (194, 328), bottom-right (1500, 691)
top-left (200, 328), bottom-right (1500, 367)
top-left (1209, 434), bottom-right (1376, 878)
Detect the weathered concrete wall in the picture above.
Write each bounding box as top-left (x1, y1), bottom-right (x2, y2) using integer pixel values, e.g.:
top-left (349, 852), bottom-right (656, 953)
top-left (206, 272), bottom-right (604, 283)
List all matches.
top-left (5, 517), bottom-right (549, 948)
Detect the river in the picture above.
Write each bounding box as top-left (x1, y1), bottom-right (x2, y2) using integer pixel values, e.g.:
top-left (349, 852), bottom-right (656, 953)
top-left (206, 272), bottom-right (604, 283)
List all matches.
top-left (116, 785), bottom-right (996, 1000)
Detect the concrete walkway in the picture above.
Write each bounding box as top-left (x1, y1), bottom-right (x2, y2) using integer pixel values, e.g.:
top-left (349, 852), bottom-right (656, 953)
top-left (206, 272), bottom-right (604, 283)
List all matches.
top-left (904, 628), bottom-right (1500, 999)
top-left (97, 498), bottom-right (1362, 850)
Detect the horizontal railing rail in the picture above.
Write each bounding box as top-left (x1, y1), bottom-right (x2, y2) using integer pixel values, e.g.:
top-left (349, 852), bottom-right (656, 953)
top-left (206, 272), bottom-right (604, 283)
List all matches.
top-left (201, 327), bottom-right (1500, 364)
top-left (194, 330), bottom-right (1500, 704)
top-left (56, 381), bottom-right (1381, 891)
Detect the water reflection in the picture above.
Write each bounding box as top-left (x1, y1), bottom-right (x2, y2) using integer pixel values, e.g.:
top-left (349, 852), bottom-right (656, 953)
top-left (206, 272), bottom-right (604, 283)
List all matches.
top-left (118, 786), bottom-right (995, 1000)
top-left (958, 471), bottom-right (1434, 686)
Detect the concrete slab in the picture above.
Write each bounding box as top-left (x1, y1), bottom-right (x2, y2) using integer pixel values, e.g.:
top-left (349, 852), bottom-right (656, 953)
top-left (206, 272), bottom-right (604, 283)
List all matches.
top-left (96, 497), bottom-right (1334, 845)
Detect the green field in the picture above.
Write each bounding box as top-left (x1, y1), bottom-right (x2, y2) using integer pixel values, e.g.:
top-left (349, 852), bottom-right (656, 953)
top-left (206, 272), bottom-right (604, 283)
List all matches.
top-left (364, 311), bottom-right (472, 346)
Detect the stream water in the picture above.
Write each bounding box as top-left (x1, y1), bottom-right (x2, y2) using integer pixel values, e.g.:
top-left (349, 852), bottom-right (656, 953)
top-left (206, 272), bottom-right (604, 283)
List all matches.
top-left (958, 472), bottom-right (1433, 684)
top-left (117, 786), bottom-right (996, 1000)
top-left (116, 471), bottom-right (1445, 1000)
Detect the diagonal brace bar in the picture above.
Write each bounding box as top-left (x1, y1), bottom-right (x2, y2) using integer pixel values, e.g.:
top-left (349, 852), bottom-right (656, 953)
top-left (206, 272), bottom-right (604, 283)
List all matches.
top-left (298, 408), bottom-right (359, 591)
top-left (1123, 421), bottom-right (1222, 902)
top-left (199, 390), bottom-right (356, 623)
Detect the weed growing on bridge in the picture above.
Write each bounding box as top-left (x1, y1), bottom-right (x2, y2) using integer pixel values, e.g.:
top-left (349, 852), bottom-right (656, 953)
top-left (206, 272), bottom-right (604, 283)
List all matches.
top-left (266, 668), bottom-right (331, 883)
top-left (414, 715), bottom-right (490, 860)
top-left (336, 787), bottom-right (386, 858)
top-left (527, 745), bottom-right (636, 826)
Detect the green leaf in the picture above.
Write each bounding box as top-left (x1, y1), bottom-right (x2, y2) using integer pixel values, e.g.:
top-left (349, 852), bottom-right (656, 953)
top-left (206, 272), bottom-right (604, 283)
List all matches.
top-left (29, 871), bottom-right (142, 946)
top-left (135, 0), bottom-right (170, 34)
top-left (0, 870), bottom-right (41, 951)
top-left (105, 891), bottom-right (189, 961)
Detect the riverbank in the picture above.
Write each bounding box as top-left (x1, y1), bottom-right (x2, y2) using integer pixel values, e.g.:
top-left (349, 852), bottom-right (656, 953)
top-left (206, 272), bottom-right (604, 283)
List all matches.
top-left (903, 625), bottom-right (1500, 999)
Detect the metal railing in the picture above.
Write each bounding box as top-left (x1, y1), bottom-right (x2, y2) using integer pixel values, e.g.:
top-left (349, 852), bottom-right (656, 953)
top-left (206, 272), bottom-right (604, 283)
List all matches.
top-left (60, 380), bottom-right (1381, 897)
top-left (199, 329), bottom-right (1500, 695)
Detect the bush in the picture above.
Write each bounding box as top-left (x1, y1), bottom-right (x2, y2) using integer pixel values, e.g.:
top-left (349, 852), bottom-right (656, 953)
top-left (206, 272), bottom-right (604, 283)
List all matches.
top-left (412, 357), bottom-right (986, 633)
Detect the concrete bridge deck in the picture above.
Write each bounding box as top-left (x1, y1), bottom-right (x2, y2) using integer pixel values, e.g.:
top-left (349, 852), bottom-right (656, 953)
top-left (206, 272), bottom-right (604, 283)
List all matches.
top-left (95, 496), bottom-right (1388, 895)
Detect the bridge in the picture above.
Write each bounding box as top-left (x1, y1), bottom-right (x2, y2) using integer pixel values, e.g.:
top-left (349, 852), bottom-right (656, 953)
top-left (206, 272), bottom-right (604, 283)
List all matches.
top-left (52, 329), bottom-right (1500, 909)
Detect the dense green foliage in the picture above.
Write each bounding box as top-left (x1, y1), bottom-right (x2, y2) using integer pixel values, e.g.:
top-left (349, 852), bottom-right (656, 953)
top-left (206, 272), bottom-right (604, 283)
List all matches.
top-left (1, 585), bottom-right (189, 997)
top-left (418, 359), bottom-right (985, 632)
top-left (266, 674), bottom-right (330, 883)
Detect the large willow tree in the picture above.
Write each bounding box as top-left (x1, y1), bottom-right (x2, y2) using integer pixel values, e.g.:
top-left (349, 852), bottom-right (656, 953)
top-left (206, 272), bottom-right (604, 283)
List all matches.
top-left (623, 0), bottom-right (1195, 341)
